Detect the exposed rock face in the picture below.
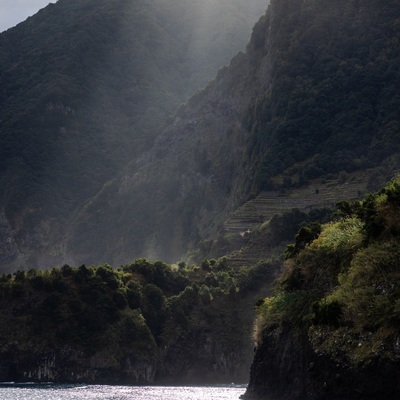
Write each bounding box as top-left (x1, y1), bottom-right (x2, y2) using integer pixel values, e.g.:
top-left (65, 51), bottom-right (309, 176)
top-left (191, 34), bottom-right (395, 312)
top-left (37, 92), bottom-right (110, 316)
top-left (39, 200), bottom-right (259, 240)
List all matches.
top-left (245, 325), bottom-right (311, 400)
top-left (0, 212), bottom-right (17, 262)
top-left (0, 335), bottom-right (250, 384)
top-left (244, 324), bottom-right (400, 400)
top-left (157, 327), bottom-right (252, 384)
top-left (0, 346), bottom-right (158, 384)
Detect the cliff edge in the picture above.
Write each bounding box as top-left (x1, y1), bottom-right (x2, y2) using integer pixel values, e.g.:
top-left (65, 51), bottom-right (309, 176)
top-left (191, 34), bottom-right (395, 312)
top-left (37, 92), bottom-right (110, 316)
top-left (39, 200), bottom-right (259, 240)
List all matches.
top-left (244, 177), bottom-right (400, 399)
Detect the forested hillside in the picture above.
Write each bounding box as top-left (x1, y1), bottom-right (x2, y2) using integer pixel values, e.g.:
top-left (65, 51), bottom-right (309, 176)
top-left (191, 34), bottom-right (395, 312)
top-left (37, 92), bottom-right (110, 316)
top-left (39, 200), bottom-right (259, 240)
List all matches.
top-left (65, 0), bottom-right (400, 267)
top-left (0, 256), bottom-right (276, 383)
top-left (0, 0), bottom-right (267, 272)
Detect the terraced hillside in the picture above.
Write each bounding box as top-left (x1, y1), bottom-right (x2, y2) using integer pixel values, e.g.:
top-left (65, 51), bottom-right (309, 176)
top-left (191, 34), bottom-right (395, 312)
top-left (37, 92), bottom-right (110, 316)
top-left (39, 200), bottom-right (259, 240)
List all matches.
top-left (224, 175), bottom-right (368, 268)
top-left (225, 177), bottom-right (367, 234)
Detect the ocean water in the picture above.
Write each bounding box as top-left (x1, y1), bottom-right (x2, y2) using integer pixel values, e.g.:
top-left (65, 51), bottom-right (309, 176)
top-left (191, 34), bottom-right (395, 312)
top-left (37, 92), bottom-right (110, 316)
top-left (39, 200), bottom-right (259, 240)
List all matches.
top-left (0, 384), bottom-right (247, 400)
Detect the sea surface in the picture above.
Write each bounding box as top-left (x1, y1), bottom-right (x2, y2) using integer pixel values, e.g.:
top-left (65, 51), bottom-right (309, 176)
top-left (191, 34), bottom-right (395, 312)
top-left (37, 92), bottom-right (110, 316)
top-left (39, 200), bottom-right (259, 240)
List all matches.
top-left (0, 383), bottom-right (247, 400)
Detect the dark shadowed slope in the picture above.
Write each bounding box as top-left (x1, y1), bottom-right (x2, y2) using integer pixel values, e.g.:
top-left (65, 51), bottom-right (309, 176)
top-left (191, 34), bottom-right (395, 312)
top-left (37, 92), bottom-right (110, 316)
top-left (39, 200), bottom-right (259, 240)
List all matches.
top-left (65, 0), bottom-right (400, 267)
top-left (0, 0), bottom-right (267, 272)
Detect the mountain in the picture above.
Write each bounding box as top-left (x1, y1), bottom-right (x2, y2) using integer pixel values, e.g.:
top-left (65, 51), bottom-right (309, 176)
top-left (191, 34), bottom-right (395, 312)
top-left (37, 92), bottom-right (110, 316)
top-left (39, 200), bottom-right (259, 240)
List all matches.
top-left (63, 0), bottom-right (400, 267)
top-left (2, 0), bottom-right (400, 388)
top-left (244, 175), bottom-right (400, 400)
top-left (0, 0), bottom-right (267, 272)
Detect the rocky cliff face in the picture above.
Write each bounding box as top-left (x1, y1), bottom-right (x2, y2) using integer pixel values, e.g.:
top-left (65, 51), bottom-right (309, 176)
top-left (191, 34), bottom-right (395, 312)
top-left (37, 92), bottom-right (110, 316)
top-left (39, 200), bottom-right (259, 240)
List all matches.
top-left (0, 329), bottom-right (251, 384)
top-left (245, 324), bottom-right (400, 400)
top-left (0, 346), bottom-right (157, 384)
top-left (157, 325), bottom-right (253, 384)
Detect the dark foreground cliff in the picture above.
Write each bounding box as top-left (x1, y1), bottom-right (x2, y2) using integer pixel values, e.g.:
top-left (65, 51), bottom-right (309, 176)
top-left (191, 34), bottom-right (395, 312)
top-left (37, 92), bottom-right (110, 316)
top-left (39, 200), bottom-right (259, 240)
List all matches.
top-left (246, 324), bottom-right (400, 400)
top-left (244, 177), bottom-right (400, 399)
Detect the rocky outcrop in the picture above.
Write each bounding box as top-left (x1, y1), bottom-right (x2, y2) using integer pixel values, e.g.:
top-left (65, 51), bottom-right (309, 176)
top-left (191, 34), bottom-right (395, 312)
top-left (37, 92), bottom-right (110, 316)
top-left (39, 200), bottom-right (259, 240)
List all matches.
top-left (244, 324), bottom-right (400, 400)
top-left (0, 346), bottom-right (158, 384)
top-left (157, 327), bottom-right (252, 384)
top-left (0, 212), bottom-right (17, 262)
top-left (0, 334), bottom-right (250, 384)
top-left (243, 175), bottom-right (400, 400)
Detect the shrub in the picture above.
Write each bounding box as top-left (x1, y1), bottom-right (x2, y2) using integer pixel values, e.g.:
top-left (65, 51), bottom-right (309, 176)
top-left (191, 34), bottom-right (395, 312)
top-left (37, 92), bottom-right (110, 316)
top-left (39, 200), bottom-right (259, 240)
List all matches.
top-left (311, 299), bottom-right (342, 327)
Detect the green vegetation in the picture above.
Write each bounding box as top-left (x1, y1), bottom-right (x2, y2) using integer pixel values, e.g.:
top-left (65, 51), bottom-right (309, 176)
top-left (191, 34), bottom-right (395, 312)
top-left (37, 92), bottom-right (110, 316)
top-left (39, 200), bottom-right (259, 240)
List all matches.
top-left (254, 176), bottom-right (400, 366)
top-left (0, 255), bottom-right (275, 383)
top-left (248, 0), bottom-right (400, 190)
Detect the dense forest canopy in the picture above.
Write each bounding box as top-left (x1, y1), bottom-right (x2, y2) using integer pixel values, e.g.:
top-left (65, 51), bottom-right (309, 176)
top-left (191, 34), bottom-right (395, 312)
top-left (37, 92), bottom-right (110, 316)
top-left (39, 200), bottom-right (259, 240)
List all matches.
top-left (248, 0), bottom-right (400, 189)
top-left (0, 256), bottom-right (276, 383)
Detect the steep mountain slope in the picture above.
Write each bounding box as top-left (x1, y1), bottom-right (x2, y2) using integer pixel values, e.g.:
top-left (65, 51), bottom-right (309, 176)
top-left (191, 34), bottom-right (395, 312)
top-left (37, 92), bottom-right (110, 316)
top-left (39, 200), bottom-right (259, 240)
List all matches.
top-left (0, 0), bottom-right (267, 271)
top-left (64, 0), bottom-right (400, 267)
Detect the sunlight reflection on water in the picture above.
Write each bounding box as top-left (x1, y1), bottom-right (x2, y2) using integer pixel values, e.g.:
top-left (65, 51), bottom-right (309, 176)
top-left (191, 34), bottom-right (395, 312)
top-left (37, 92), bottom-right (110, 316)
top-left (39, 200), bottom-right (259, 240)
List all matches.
top-left (0, 384), bottom-right (247, 400)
